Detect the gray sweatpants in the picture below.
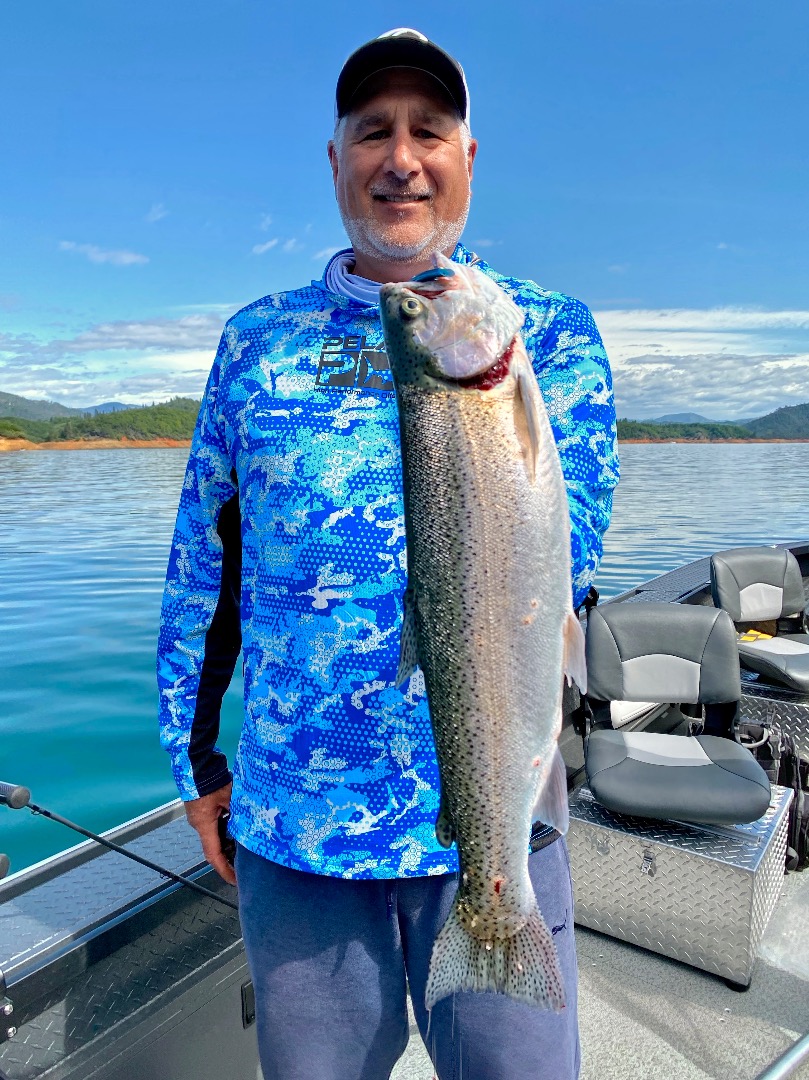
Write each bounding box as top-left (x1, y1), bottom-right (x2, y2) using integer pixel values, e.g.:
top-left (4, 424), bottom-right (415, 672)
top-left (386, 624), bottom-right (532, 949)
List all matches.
top-left (236, 839), bottom-right (580, 1080)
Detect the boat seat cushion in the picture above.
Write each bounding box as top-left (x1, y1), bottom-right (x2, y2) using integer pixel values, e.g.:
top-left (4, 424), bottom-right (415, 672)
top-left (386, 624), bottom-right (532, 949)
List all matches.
top-left (585, 730), bottom-right (772, 825)
top-left (711, 546), bottom-right (806, 621)
top-left (737, 634), bottom-right (809, 693)
top-left (586, 603), bottom-right (740, 705)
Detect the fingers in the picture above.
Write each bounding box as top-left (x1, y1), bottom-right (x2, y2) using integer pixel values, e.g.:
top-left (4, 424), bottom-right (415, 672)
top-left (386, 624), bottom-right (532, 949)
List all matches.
top-left (197, 815), bottom-right (238, 886)
top-left (185, 783), bottom-right (237, 886)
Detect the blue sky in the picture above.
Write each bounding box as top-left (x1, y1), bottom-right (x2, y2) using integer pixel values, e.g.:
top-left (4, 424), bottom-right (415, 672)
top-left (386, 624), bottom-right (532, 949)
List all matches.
top-left (1, 0), bottom-right (808, 418)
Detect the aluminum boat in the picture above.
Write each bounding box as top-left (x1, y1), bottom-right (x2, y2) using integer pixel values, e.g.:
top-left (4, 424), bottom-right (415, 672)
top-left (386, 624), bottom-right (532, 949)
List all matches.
top-left (1, 543), bottom-right (808, 1080)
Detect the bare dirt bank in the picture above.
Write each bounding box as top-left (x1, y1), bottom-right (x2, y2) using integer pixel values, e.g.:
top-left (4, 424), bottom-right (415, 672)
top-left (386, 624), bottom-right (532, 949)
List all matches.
top-left (620, 438), bottom-right (809, 444)
top-left (0, 437), bottom-right (192, 453)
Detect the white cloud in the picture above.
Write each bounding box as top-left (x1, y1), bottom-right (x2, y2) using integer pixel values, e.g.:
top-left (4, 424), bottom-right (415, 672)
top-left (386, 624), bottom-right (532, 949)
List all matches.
top-left (472, 239), bottom-right (500, 248)
top-left (282, 238), bottom-right (302, 253)
top-left (252, 239), bottom-right (279, 255)
top-left (145, 203), bottom-right (168, 223)
top-left (59, 241), bottom-right (149, 266)
top-left (259, 213), bottom-right (274, 231)
top-left (313, 246), bottom-right (341, 260)
top-left (0, 315), bottom-right (222, 406)
top-left (593, 307), bottom-right (809, 420)
top-left (607, 263), bottom-right (628, 274)
top-left (4, 305), bottom-right (808, 419)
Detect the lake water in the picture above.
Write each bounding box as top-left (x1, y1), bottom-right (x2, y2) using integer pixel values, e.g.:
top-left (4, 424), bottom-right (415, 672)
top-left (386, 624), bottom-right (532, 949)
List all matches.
top-left (1, 443), bottom-right (807, 874)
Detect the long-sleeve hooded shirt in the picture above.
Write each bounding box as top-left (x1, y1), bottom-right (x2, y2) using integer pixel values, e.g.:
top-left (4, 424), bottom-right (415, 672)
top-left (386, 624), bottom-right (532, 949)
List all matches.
top-left (157, 244), bottom-right (619, 879)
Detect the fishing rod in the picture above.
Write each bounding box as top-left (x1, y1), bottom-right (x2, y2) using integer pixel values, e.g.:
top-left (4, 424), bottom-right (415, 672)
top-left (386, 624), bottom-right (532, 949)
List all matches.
top-left (0, 781), bottom-right (238, 912)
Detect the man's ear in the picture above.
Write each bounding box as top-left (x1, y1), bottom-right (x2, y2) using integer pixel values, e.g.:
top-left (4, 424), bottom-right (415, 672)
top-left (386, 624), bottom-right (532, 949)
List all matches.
top-left (328, 141), bottom-right (339, 186)
top-left (467, 138), bottom-right (478, 181)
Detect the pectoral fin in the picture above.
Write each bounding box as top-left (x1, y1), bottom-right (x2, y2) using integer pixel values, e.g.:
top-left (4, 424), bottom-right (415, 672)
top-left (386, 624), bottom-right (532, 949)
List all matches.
top-left (396, 585), bottom-right (420, 687)
top-left (514, 354), bottom-right (542, 484)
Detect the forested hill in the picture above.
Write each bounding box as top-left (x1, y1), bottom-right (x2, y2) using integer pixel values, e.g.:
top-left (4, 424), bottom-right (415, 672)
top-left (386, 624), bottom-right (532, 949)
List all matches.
top-left (0, 398), bottom-right (200, 441)
top-left (617, 420), bottom-right (751, 441)
top-left (0, 390), bottom-right (132, 420)
top-left (744, 402), bottom-right (809, 439)
top-left (0, 390), bottom-right (79, 420)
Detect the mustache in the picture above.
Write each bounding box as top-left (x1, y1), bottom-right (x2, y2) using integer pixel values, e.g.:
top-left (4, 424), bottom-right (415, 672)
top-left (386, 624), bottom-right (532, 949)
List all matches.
top-left (369, 185), bottom-right (434, 200)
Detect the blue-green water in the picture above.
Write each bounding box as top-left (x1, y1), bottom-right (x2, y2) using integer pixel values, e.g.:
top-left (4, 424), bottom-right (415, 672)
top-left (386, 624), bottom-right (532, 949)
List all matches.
top-left (1, 443), bottom-right (807, 874)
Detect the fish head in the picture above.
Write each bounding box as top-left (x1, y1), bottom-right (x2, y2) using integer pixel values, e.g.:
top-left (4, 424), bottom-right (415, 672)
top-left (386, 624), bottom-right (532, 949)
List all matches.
top-left (380, 255), bottom-right (525, 389)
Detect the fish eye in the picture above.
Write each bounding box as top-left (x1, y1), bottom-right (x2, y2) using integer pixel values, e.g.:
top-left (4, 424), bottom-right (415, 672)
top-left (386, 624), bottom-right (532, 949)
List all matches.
top-left (401, 297), bottom-right (423, 318)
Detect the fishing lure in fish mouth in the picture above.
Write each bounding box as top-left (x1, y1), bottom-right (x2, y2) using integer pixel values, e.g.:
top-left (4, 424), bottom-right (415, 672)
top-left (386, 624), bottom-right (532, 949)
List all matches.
top-left (411, 267), bottom-right (456, 282)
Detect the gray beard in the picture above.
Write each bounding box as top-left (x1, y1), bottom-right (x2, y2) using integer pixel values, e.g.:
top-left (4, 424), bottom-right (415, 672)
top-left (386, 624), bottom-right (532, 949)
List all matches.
top-left (339, 195), bottom-right (470, 267)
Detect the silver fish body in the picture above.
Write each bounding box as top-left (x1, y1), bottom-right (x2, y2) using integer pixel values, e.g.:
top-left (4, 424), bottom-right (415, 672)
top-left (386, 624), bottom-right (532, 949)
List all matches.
top-left (380, 262), bottom-right (585, 1011)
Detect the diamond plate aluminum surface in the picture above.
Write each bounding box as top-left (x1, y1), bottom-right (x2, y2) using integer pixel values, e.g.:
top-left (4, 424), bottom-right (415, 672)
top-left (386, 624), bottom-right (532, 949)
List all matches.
top-left (0, 886), bottom-right (242, 1079)
top-left (610, 557), bottom-right (712, 605)
top-left (568, 785), bottom-right (791, 984)
top-left (742, 685), bottom-right (809, 761)
top-left (0, 814), bottom-right (205, 981)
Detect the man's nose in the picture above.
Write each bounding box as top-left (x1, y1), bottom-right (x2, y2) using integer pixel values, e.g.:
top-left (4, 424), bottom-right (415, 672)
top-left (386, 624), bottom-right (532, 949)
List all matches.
top-left (384, 133), bottom-right (420, 180)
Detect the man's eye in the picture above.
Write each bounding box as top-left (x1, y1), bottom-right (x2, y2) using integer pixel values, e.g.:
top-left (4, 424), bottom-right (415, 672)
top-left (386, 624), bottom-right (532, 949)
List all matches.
top-left (415, 129), bottom-right (439, 139)
top-left (362, 130), bottom-right (389, 141)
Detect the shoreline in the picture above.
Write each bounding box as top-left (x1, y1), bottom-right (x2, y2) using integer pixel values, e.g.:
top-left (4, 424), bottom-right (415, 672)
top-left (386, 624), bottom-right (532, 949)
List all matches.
top-left (0, 437), bottom-right (193, 452)
top-left (619, 437), bottom-right (809, 444)
top-left (2, 436), bottom-right (808, 453)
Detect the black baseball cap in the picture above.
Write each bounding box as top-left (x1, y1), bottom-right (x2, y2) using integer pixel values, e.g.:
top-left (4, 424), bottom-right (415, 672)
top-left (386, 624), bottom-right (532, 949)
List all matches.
top-left (335, 28), bottom-right (469, 123)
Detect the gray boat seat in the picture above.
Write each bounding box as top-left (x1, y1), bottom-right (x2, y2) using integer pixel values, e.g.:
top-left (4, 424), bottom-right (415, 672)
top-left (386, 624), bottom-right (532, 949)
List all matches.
top-left (584, 602), bottom-right (771, 825)
top-left (710, 546), bottom-right (809, 693)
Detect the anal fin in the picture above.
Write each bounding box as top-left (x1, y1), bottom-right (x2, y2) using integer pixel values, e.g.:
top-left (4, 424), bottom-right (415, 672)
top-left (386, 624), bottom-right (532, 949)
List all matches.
top-left (534, 746), bottom-right (570, 837)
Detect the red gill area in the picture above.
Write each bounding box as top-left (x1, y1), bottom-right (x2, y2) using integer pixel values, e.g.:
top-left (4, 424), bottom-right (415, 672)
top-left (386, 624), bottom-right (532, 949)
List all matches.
top-left (453, 337), bottom-right (516, 390)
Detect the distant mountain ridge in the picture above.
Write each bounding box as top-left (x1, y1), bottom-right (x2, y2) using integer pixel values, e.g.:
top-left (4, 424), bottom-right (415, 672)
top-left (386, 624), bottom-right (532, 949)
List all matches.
top-left (649, 411), bottom-right (762, 425)
top-left (619, 400), bottom-right (809, 441)
top-left (650, 412), bottom-right (714, 423)
top-left (0, 390), bottom-right (134, 420)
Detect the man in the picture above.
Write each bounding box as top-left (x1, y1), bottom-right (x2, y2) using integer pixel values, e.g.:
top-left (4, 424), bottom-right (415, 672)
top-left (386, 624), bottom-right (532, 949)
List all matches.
top-left (158, 28), bottom-right (618, 1080)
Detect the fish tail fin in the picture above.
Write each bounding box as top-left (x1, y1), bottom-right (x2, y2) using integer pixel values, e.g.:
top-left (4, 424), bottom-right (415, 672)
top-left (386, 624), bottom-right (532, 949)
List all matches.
top-left (425, 903), bottom-right (566, 1012)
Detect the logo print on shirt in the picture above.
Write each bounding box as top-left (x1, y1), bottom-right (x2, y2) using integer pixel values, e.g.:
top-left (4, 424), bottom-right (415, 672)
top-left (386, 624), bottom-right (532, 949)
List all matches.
top-left (315, 335), bottom-right (393, 393)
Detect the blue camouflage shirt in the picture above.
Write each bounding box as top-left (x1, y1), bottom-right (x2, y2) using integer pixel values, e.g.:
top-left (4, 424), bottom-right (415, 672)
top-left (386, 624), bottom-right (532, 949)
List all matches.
top-left (157, 244), bottom-right (619, 879)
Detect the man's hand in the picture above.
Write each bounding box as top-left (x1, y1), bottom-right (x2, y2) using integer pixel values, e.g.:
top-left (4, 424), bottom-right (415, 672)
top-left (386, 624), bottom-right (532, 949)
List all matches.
top-left (185, 782), bottom-right (236, 886)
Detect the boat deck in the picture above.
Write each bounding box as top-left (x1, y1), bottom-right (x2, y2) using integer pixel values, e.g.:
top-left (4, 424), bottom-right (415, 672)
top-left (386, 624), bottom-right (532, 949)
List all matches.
top-left (392, 867), bottom-right (809, 1079)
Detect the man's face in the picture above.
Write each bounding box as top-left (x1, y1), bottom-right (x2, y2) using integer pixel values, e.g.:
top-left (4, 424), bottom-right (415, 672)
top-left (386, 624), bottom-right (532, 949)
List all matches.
top-left (328, 69), bottom-right (477, 266)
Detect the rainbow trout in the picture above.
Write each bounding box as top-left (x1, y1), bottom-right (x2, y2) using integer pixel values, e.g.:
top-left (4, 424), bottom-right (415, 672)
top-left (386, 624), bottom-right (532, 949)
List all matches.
top-left (379, 257), bottom-right (586, 1012)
